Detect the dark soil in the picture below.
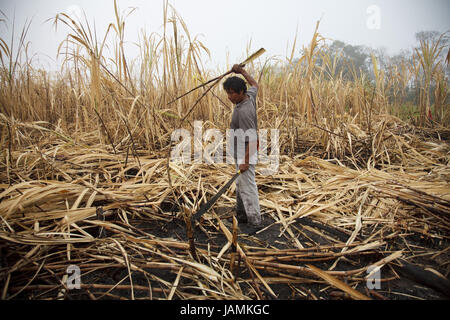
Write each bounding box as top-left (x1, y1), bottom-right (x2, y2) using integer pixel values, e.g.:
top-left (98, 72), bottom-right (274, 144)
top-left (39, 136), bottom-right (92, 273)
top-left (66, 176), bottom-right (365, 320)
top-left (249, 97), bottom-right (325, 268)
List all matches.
top-left (3, 196), bottom-right (448, 302)
top-left (20, 205), bottom-right (444, 301)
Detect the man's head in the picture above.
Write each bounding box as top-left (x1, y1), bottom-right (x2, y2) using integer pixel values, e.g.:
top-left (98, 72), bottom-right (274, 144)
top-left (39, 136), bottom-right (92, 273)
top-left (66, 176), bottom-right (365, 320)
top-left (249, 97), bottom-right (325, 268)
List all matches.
top-left (223, 76), bottom-right (247, 104)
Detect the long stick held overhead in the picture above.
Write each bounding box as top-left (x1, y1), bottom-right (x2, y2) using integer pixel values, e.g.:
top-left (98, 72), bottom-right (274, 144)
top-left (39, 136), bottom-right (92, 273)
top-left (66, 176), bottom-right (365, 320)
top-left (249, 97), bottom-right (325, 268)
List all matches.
top-left (167, 48), bottom-right (266, 105)
top-left (240, 48), bottom-right (266, 66)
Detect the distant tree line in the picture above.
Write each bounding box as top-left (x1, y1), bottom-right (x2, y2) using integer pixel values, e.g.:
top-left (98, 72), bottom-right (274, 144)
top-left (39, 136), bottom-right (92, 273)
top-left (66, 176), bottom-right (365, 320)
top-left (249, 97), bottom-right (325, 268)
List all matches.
top-left (295, 30), bottom-right (449, 111)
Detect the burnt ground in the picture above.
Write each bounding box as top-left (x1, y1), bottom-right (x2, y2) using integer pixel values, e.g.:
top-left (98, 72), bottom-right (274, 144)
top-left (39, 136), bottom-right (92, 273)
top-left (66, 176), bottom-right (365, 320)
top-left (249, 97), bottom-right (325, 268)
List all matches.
top-left (6, 204), bottom-right (446, 301)
top-left (144, 208), bottom-right (449, 301)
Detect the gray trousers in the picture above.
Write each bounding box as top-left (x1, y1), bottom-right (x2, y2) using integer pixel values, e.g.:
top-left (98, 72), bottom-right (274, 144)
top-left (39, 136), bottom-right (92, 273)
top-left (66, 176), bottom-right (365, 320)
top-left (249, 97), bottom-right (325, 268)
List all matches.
top-left (235, 164), bottom-right (261, 226)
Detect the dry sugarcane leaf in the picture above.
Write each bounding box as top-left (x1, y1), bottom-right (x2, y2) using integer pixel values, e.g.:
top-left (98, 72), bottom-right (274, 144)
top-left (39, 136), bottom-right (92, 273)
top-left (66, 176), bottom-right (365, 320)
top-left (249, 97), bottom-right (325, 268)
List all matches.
top-left (307, 264), bottom-right (371, 300)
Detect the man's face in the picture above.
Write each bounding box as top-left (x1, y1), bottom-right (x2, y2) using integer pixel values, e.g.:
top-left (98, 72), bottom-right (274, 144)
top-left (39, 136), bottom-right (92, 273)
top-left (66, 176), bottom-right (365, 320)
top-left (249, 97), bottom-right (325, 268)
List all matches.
top-left (225, 89), bottom-right (246, 104)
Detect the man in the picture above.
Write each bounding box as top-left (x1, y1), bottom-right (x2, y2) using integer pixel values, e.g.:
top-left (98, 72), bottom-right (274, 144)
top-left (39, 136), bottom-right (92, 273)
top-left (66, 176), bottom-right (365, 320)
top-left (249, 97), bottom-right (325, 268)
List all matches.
top-left (223, 64), bottom-right (261, 230)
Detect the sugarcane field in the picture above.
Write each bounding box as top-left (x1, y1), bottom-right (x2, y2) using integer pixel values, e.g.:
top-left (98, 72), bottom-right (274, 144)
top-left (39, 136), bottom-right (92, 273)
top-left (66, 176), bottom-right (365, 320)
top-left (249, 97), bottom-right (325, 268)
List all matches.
top-left (0, 1), bottom-right (449, 304)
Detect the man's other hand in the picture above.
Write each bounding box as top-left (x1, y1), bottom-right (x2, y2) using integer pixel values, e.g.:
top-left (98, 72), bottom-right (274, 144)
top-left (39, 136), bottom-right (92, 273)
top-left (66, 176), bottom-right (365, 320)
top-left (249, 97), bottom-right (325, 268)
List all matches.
top-left (239, 163), bottom-right (249, 173)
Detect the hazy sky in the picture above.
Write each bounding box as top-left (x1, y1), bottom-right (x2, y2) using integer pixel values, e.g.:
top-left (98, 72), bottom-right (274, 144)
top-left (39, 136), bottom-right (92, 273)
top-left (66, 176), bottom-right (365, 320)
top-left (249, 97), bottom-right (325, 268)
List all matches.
top-left (0, 0), bottom-right (449, 71)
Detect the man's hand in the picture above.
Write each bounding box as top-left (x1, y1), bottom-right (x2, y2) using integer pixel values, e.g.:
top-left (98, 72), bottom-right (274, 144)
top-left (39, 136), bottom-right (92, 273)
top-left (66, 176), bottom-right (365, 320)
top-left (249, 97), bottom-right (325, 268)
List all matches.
top-left (231, 64), bottom-right (244, 74)
top-left (231, 64), bottom-right (258, 89)
top-left (239, 163), bottom-right (249, 173)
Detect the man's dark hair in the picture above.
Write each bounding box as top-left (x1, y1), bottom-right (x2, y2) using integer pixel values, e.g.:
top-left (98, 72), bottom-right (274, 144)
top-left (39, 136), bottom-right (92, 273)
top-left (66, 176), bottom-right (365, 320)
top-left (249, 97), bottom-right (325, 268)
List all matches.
top-left (223, 76), bottom-right (247, 94)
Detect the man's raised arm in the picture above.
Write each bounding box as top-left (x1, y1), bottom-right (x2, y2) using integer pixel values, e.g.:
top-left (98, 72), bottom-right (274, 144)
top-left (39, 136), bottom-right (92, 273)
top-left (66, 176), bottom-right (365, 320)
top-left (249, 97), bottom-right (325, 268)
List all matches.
top-left (231, 64), bottom-right (259, 89)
